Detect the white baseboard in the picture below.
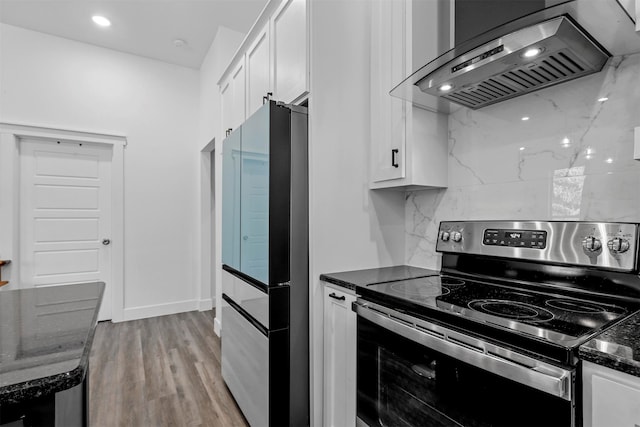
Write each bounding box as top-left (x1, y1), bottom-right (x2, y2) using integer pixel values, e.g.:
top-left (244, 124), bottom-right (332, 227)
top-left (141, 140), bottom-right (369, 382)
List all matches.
top-left (122, 299), bottom-right (199, 321)
top-left (214, 317), bottom-right (222, 337)
top-left (198, 298), bottom-right (213, 311)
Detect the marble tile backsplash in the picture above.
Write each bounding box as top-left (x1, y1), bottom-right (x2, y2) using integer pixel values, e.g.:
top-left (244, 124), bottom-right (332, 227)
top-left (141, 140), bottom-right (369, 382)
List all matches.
top-left (406, 53), bottom-right (640, 269)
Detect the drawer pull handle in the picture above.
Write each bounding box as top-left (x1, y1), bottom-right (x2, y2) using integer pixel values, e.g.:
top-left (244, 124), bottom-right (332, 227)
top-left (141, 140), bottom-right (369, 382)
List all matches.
top-left (329, 293), bottom-right (346, 301)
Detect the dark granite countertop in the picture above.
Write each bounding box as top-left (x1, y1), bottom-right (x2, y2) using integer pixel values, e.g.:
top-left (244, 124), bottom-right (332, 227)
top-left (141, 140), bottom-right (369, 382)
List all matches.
top-left (0, 282), bottom-right (104, 405)
top-left (320, 265), bottom-right (439, 291)
top-left (579, 311), bottom-right (640, 377)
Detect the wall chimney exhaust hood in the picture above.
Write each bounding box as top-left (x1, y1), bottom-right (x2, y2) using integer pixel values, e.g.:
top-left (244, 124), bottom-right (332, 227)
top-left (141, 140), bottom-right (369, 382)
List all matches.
top-left (391, 0), bottom-right (640, 112)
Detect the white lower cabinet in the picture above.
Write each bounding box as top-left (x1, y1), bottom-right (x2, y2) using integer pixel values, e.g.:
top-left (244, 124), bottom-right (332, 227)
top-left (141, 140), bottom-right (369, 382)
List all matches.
top-left (323, 284), bottom-right (357, 427)
top-left (583, 360), bottom-right (640, 427)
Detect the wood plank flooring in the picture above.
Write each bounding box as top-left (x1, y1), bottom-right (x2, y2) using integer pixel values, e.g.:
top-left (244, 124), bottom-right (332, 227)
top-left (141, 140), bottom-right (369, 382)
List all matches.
top-left (89, 310), bottom-right (248, 427)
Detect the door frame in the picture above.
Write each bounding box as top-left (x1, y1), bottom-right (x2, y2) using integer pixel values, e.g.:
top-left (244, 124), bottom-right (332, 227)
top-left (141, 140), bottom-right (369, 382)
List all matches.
top-left (0, 122), bottom-right (126, 322)
top-left (199, 137), bottom-right (216, 315)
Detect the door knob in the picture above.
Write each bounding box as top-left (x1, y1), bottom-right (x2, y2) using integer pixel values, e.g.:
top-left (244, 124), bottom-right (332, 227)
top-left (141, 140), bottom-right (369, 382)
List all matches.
top-left (102, 239), bottom-right (111, 245)
top-left (242, 236), bottom-right (248, 241)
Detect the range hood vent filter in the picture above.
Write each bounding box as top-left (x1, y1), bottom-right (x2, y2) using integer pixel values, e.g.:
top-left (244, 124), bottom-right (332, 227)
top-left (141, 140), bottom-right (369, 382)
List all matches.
top-left (415, 16), bottom-right (609, 110)
top-left (441, 48), bottom-right (595, 109)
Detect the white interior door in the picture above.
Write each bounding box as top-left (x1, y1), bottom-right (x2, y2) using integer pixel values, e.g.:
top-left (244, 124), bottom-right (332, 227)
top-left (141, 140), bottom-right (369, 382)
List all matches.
top-left (20, 138), bottom-right (113, 320)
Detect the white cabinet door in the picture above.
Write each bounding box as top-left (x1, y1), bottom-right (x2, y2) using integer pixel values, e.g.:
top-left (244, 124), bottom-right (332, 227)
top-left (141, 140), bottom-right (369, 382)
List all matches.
top-left (221, 76), bottom-right (233, 136)
top-left (370, 0), bottom-right (449, 190)
top-left (323, 284), bottom-right (357, 427)
top-left (220, 57), bottom-right (245, 131)
top-left (246, 23), bottom-right (271, 118)
top-left (370, 0), bottom-right (406, 183)
top-left (583, 361), bottom-right (640, 427)
top-left (221, 58), bottom-right (246, 134)
top-left (231, 60), bottom-right (246, 131)
top-left (272, 0), bottom-right (308, 104)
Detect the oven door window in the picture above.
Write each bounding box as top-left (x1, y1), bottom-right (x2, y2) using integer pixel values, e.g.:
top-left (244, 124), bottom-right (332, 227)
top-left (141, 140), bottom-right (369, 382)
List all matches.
top-left (357, 317), bottom-right (574, 427)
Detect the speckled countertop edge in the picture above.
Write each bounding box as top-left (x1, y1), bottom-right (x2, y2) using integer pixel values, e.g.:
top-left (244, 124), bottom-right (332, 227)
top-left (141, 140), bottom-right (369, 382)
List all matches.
top-left (0, 284), bottom-right (104, 405)
top-left (579, 311), bottom-right (640, 378)
top-left (320, 265), bottom-right (440, 292)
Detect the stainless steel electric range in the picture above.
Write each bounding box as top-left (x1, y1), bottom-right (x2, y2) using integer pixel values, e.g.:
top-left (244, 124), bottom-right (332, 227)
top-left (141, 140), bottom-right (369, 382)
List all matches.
top-left (355, 221), bottom-right (640, 427)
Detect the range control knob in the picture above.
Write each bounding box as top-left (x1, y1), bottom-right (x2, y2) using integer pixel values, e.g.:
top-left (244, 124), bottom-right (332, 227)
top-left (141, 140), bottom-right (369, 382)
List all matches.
top-left (582, 236), bottom-right (602, 252)
top-left (607, 238), bottom-right (630, 254)
top-left (451, 232), bottom-right (462, 242)
top-left (440, 231), bottom-right (450, 241)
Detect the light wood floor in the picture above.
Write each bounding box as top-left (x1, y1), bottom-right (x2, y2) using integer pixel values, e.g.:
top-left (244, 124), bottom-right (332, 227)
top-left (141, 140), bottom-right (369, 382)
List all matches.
top-left (89, 310), bottom-right (248, 427)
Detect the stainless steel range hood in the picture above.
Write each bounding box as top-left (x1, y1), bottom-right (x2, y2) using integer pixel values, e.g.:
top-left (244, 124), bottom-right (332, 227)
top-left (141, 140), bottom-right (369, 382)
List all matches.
top-left (391, 0), bottom-right (640, 112)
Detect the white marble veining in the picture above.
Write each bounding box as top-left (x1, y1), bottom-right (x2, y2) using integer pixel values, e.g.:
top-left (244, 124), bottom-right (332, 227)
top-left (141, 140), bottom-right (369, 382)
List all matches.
top-left (406, 53), bottom-right (640, 269)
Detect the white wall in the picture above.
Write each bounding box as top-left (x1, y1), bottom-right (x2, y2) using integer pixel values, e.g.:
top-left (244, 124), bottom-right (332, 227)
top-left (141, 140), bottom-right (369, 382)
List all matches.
top-left (197, 26), bottom-right (245, 327)
top-left (308, 2), bottom-right (406, 426)
top-left (0, 23), bottom-right (201, 320)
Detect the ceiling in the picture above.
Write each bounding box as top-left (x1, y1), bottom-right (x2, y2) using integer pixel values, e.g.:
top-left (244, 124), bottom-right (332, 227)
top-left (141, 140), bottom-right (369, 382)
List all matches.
top-left (0, 0), bottom-right (268, 69)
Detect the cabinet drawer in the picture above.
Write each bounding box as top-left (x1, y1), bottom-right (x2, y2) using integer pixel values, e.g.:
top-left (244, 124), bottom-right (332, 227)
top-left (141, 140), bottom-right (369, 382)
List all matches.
top-left (221, 303), bottom-right (269, 427)
top-left (222, 269), bottom-right (269, 328)
top-left (583, 360), bottom-right (640, 427)
top-left (325, 286), bottom-right (355, 309)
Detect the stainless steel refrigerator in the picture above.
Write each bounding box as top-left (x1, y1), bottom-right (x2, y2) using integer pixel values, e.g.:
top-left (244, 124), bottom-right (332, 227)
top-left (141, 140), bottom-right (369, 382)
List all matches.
top-left (221, 100), bottom-right (308, 427)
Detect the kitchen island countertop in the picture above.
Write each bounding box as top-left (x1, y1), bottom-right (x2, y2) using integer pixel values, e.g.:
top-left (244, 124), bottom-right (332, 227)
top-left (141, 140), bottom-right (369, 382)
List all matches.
top-left (0, 282), bottom-right (104, 405)
top-left (579, 310), bottom-right (640, 378)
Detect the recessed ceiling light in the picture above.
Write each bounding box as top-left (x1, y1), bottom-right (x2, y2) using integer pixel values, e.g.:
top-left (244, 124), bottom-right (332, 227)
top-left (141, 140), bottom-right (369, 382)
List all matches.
top-left (598, 97), bottom-right (609, 102)
top-left (606, 158), bottom-right (614, 164)
top-left (438, 83), bottom-right (454, 92)
top-left (92, 15), bottom-right (111, 27)
top-left (521, 116), bottom-right (530, 121)
top-left (522, 47), bottom-right (543, 58)
top-left (519, 147), bottom-right (525, 151)
top-left (174, 39), bottom-right (187, 48)
top-left (561, 137), bottom-right (571, 147)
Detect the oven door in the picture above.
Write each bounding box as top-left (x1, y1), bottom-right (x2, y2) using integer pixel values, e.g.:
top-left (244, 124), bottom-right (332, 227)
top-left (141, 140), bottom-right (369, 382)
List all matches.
top-left (355, 301), bottom-right (576, 427)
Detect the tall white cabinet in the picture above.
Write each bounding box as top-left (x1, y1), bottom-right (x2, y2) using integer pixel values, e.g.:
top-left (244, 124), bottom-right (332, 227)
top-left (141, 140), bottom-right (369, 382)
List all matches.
top-left (245, 23), bottom-right (271, 118)
top-left (220, 60), bottom-right (246, 135)
top-left (272, 0), bottom-right (309, 105)
top-left (323, 284), bottom-right (357, 427)
top-left (370, 0), bottom-right (451, 190)
top-left (219, 0), bottom-right (309, 136)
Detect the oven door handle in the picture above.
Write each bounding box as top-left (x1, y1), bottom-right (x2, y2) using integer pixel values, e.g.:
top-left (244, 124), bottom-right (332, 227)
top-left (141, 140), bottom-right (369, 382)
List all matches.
top-left (353, 300), bottom-right (574, 401)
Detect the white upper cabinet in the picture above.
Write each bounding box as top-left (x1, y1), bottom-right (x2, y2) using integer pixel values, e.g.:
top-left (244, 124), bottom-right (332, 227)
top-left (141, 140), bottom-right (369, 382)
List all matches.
top-left (246, 23), bottom-right (271, 118)
top-left (219, 0), bottom-right (308, 133)
top-left (221, 58), bottom-right (246, 134)
top-left (370, 0), bottom-right (406, 183)
top-left (370, 0), bottom-right (449, 190)
top-left (272, 0), bottom-right (309, 104)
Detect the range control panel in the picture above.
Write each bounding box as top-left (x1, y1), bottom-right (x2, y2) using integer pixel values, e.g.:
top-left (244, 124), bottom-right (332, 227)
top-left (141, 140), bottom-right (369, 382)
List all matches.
top-left (436, 221), bottom-right (639, 271)
top-left (483, 229), bottom-right (547, 249)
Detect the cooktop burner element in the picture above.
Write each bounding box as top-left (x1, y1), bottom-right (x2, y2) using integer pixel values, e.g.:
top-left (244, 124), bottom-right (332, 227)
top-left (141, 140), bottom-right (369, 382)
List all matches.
top-left (363, 272), bottom-right (633, 347)
top-left (468, 299), bottom-right (555, 322)
top-left (439, 277), bottom-right (465, 286)
top-left (389, 281), bottom-right (450, 298)
top-left (545, 299), bottom-right (607, 314)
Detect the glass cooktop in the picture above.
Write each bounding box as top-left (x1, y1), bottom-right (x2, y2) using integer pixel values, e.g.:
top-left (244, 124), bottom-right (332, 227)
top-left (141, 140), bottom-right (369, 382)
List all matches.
top-left (363, 275), bottom-right (634, 348)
